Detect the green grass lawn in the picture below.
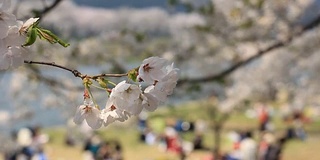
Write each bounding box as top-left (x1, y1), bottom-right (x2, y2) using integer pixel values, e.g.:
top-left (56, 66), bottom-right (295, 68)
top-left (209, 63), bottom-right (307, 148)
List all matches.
top-left (2, 101), bottom-right (320, 160)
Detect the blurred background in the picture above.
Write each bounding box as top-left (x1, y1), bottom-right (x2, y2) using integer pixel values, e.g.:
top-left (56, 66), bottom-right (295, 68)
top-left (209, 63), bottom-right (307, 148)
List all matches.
top-left (1, 0), bottom-right (320, 159)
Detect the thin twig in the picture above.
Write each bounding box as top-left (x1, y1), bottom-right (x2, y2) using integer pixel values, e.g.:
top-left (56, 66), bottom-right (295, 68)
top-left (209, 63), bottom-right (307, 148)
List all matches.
top-left (24, 60), bottom-right (84, 78)
top-left (91, 73), bottom-right (128, 80)
top-left (23, 60), bottom-right (128, 79)
top-left (38, 0), bottom-right (63, 19)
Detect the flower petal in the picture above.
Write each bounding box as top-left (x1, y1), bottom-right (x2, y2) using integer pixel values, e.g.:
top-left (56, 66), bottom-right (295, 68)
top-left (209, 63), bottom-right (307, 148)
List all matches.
top-left (73, 105), bottom-right (86, 125)
top-left (85, 107), bottom-right (102, 130)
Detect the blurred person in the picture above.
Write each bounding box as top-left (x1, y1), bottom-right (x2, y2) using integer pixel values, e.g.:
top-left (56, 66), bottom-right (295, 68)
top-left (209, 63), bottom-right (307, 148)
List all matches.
top-left (17, 127), bottom-right (34, 159)
top-left (83, 134), bottom-right (101, 159)
top-left (138, 112), bottom-right (148, 142)
top-left (224, 131), bottom-right (242, 160)
top-left (258, 132), bottom-right (275, 160)
top-left (224, 144), bottom-right (241, 160)
top-left (193, 132), bottom-right (205, 150)
top-left (239, 131), bottom-right (257, 160)
top-left (264, 136), bottom-right (287, 160)
top-left (145, 127), bottom-right (157, 145)
top-left (256, 104), bottom-right (270, 132)
top-left (29, 126), bottom-right (48, 160)
top-left (157, 133), bottom-right (167, 152)
top-left (292, 110), bottom-right (307, 140)
top-left (112, 141), bottom-right (123, 160)
top-left (164, 126), bottom-right (182, 154)
top-left (96, 141), bottom-right (112, 160)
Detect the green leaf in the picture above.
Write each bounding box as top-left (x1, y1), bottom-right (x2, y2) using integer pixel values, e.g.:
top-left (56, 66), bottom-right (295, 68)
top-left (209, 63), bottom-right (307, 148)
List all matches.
top-left (36, 28), bottom-right (70, 47)
top-left (23, 27), bottom-right (38, 46)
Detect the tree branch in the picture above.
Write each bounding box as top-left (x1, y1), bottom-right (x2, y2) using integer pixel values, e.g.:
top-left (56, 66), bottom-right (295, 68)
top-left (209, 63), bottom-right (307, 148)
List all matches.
top-left (178, 14), bottom-right (320, 86)
top-left (37, 0), bottom-right (63, 19)
top-left (24, 60), bottom-right (128, 80)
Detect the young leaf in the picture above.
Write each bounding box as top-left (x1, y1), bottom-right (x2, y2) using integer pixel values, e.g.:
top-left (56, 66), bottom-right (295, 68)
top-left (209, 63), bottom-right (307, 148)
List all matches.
top-left (36, 28), bottom-right (70, 47)
top-left (23, 27), bottom-right (38, 46)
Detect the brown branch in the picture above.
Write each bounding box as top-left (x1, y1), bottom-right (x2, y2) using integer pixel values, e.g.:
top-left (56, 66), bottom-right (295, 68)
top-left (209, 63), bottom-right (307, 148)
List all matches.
top-left (27, 65), bottom-right (83, 91)
top-left (24, 60), bottom-right (128, 79)
top-left (178, 14), bottom-right (320, 86)
top-left (24, 60), bottom-right (84, 78)
top-left (37, 0), bottom-right (63, 19)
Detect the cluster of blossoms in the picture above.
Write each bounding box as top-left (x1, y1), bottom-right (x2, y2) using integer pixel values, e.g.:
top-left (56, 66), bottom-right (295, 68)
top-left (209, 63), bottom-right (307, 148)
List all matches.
top-left (0, 0), bottom-right (39, 70)
top-left (73, 57), bottom-right (179, 129)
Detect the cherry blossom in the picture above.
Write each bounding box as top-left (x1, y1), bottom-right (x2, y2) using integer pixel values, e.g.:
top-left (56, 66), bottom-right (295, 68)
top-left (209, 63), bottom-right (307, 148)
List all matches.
top-left (138, 56), bottom-right (168, 84)
top-left (106, 81), bottom-right (143, 115)
top-left (141, 61), bottom-right (179, 112)
top-left (0, 39), bottom-right (28, 70)
top-left (99, 109), bottom-right (118, 127)
top-left (154, 63), bottom-right (179, 95)
top-left (73, 104), bottom-right (102, 129)
top-left (73, 57), bottom-right (178, 129)
top-left (101, 101), bottom-right (131, 126)
top-left (0, 2), bottom-right (17, 39)
top-left (142, 91), bottom-right (160, 112)
top-left (0, 0), bottom-right (40, 70)
top-left (73, 92), bottom-right (102, 130)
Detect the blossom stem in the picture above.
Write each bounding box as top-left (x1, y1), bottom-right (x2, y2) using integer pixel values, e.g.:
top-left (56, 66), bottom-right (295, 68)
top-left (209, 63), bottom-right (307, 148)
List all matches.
top-left (107, 80), bottom-right (117, 87)
top-left (91, 84), bottom-right (107, 90)
top-left (85, 85), bottom-right (100, 110)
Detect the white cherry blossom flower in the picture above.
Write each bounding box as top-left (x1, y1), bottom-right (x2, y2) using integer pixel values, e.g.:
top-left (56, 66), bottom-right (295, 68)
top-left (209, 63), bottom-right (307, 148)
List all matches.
top-left (138, 56), bottom-right (168, 84)
top-left (107, 81), bottom-right (143, 115)
top-left (73, 101), bottom-right (102, 130)
top-left (100, 108), bottom-right (118, 127)
top-left (5, 22), bottom-right (25, 46)
top-left (0, 40), bottom-right (28, 70)
top-left (101, 102), bottom-right (131, 126)
top-left (0, 11), bottom-right (17, 39)
top-left (154, 63), bottom-right (179, 95)
top-left (0, 16), bottom-right (35, 70)
top-left (142, 91), bottom-right (160, 112)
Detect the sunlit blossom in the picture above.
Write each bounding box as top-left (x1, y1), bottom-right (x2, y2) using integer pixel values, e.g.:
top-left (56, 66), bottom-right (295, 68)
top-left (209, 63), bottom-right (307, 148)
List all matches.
top-left (138, 56), bottom-right (168, 84)
top-left (73, 104), bottom-right (102, 130)
top-left (107, 81), bottom-right (143, 115)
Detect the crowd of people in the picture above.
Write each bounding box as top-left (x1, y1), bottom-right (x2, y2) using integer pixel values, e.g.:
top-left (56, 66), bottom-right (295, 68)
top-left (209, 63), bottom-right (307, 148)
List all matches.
top-left (4, 126), bottom-right (48, 160)
top-left (81, 135), bottom-right (123, 160)
top-left (220, 104), bottom-right (310, 160)
top-left (64, 119), bottom-right (124, 160)
top-left (222, 130), bottom-right (288, 160)
top-left (2, 103), bottom-right (312, 160)
top-left (136, 103), bottom-right (312, 160)
top-left (137, 114), bottom-right (209, 159)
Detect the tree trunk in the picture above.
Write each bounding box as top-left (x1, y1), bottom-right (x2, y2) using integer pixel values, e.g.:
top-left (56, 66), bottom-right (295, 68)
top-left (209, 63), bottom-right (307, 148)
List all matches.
top-left (213, 124), bottom-right (221, 160)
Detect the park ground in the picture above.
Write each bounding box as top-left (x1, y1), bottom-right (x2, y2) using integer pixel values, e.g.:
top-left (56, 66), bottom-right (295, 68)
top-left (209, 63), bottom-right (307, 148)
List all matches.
top-left (2, 101), bottom-right (320, 160)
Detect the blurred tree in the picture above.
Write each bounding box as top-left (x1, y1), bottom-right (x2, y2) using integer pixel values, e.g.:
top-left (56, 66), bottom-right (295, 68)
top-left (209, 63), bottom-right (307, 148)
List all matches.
top-left (2, 0), bottom-right (320, 138)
